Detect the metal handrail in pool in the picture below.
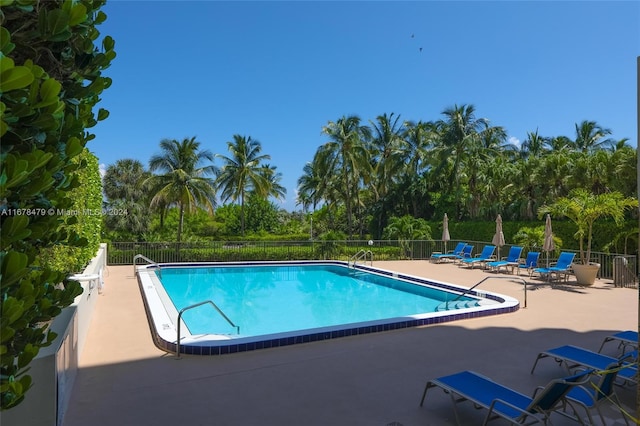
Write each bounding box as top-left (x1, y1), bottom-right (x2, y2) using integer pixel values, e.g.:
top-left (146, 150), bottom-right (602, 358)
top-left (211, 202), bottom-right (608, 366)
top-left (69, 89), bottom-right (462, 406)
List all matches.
top-left (350, 249), bottom-right (373, 268)
top-left (175, 300), bottom-right (240, 359)
top-left (446, 276), bottom-right (528, 310)
top-left (133, 254), bottom-right (161, 276)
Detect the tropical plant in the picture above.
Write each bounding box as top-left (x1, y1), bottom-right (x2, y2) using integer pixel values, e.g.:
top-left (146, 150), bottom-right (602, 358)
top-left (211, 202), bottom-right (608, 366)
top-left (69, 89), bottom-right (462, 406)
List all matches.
top-left (571, 120), bottom-right (614, 152)
top-left (0, 0), bottom-right (114, 408)
top-left (319, 115), bottom-right (372, 237)
top-left (103, 159), bottom-right (151, 239)
top-left (316, 230), bottom-right (346, 259)
top-left (382, 215), bottom-right (431, 257)
top-left (258, 164), bottom-right (287, 201)
top-left (244, 194), bottom-right (280, 234)
top-left (520, 129), bottom-right (550, 159)
top-left (368, 113), bottom-right (407, 234)
top-left (216, 135), bottom-right (271, 236)
top-left (146, 137), bottom-right (217, 242)
top-left (433, 104), bottom-right (488, 207)
top-left (512, 226), bottom-right (562, 255)
top-left (538, 189), bottom-right (638, 264)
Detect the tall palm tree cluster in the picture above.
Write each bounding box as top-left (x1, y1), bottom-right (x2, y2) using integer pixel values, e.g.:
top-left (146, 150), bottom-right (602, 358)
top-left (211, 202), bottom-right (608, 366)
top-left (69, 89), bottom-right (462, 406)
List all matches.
top-left (104, 104), bottom-right (635, 242)
top-left (104, 135), bottom-right (286, 241)
top-left (297, 104), bottom-right (636, 238)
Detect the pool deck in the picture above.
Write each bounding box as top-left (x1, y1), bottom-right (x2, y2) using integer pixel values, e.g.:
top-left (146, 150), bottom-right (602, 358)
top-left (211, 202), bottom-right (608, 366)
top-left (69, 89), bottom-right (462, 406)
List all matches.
top-left (63, 261), bottom-right (638, 426)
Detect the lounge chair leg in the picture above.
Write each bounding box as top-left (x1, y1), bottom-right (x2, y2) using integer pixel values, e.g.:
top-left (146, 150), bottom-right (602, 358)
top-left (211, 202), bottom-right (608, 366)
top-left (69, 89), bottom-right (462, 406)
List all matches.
top-left (420, 381), bottom-right (435, 406)
top-left (530, 354), bottom-right (545, 374)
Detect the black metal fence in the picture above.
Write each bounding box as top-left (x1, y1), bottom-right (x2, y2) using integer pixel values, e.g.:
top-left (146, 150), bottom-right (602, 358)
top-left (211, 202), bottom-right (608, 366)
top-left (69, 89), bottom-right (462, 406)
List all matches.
top-left (107, 239), bottom-right (637, 286)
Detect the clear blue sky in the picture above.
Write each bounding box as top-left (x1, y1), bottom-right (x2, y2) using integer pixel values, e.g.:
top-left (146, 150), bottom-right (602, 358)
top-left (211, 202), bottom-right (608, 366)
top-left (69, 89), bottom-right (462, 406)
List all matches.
top-left (92, 1), bottom-right (639, 211)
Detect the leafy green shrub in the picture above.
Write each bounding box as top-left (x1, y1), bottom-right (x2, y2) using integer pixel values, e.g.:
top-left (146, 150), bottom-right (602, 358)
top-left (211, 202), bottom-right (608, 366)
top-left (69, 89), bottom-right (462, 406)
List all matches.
top-left (38, 149), bottom-right (102, 273)
top-left (0, 0), bottom-right (114, 409)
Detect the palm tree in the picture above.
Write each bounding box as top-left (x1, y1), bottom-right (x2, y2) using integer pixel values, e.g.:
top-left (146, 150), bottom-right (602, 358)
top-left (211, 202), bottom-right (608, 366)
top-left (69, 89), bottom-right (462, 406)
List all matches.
top-left (609, 142), bottom-right (636, 196)
top-left (259, 163), bottom-right (287, 201)
top-left (572, 120), bottom-right (614, 152)
top-left (433, 104), bottom-right (489, 218)
top-left (103, 159), bottom-right (151, 238)
top-left (296, 160), bottom-right (324, 212)
top-left (466, 123), bottom-right (507, 218)
top-left (548, 135), bottom-right (573, 151)
top-left (539, 189), bottom-right (637, 265)
top-left (520, 129), bottom-right (550, 159)
top-left (145, 137), bottom-right (217, 242)
top-left (319, 115), bottom-right (371, 237)
top-left (216, 135), bottom-right (271, 235)
top-left (400, 120), bottom-right (437, 217)
top-left (369, 113), bottom-right (407, 232)
top-left (402, 120), bottom-right (436, 175)
top-left (103, 159), bottom-right (149, 201)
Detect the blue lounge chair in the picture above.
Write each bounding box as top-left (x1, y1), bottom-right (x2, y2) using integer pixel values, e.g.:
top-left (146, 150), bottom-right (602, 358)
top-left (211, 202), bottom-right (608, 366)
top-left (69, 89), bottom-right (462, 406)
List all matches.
top-left (420, 369), bottom-right (590, 425)
top-left (447, 244), bottom-right (474, 263)
top-left (530, 345), bottom-right (638, 385)
top-left (598, 330), bottom-right (638, 354)
top-left (430, 242), bottom-right (467, 263)
top-left (517, 252), bottom-right (540, 277)
top-left (563, 364), bottom-right (630, 426)
top-left (455, 244), bottom-right (474, 261)
top-left (486, 246), bottom-right (523, 273)
top-left (533, 252), bottom-right (575, 282)
top-left (459, 245), bottom-right (495, 269)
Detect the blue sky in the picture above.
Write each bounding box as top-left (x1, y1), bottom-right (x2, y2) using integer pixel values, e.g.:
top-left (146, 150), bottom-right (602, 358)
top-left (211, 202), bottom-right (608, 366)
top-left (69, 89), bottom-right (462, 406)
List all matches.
top-left (92, 1), bottom-right (639, 211)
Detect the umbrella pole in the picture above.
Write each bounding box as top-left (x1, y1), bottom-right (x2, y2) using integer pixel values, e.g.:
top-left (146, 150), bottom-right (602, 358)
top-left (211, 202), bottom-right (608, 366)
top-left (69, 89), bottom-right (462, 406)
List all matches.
top-left (545, 252), bottom-right (551, 283)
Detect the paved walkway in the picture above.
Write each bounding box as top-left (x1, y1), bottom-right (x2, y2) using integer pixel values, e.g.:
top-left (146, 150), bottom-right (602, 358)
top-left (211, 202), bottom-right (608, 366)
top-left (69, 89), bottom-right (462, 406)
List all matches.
top-left (63, 261), bottom-right (638, 426)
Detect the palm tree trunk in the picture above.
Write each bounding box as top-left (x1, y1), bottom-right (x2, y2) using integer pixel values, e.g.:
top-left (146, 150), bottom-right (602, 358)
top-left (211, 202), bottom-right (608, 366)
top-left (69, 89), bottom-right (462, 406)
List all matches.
top-left (240, 197), bottom-right (246, 236)
top-left (177, 203), bottom-right (185, 242)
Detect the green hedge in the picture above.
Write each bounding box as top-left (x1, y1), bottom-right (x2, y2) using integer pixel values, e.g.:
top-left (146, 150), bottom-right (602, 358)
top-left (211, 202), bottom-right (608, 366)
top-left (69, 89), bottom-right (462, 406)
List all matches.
top-left (110, 241), bottom-right (404, 265)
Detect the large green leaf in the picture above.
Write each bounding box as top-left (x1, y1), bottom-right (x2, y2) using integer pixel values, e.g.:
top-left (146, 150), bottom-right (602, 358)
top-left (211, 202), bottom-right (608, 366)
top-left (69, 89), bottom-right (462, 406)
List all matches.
top-left (0, 216), bottom-right (31, 246)
top-left (0, 66), bottom-right (34, 92)
top-left (34, 78), bottom-right (62, 108)
top-left (46, 9), bottom-right (70, 38)
top-left (0, 250), bottom-right (29, 288)
top-left (0, 27), bottom-right (14, 54)
top-left (65, 136), bottom-right (83, 157)
top-left (0, 298), bottom-right (24, 329)
top-left (2, 154), bottom-right (30, 190)
top-left (68, 4), bottom-right (87, 27)
top-left (97, 108), bottom-right (109, 121)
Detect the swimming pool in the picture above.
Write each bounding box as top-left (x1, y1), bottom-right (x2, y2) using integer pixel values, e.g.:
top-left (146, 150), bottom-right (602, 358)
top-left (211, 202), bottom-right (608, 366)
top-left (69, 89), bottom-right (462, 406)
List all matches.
top-left (136, 261), bottom-right (519, 355)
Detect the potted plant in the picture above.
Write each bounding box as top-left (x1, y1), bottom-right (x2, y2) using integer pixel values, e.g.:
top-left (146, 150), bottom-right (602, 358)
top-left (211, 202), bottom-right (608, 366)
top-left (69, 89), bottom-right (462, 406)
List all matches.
top-left (538, 189), bottom-right (637, 285)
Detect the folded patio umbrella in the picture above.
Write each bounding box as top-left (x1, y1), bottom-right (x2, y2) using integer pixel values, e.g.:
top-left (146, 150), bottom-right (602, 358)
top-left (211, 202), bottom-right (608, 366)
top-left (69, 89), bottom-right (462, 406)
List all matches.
top-left (442, 213), bottom-right (451, 252)
top-left (491, 214), bottom-right (505, 259)
top-left (543, 214), bottom-right (555, 267)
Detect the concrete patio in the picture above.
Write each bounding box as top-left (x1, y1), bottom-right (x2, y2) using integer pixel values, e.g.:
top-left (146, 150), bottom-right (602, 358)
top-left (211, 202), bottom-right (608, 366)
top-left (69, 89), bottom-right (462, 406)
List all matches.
top-left (62, 261), bottom-right (638, 426)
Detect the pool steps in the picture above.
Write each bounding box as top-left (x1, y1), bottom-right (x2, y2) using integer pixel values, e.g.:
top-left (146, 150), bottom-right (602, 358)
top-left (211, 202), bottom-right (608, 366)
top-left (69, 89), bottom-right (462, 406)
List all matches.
top-left (435, 300), bottom-right (480, 311)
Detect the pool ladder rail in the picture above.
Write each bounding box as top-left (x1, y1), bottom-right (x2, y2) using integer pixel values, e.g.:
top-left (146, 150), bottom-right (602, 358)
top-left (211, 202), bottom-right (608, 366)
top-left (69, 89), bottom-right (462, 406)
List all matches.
top-left (441, 276), bottom-right (528, 311)
top-left (350, 249), bottom-right (374, 268)
top-left (133, 254), bottom-right (162, 277)
top-left (175, 300), bottom-right (240, 359)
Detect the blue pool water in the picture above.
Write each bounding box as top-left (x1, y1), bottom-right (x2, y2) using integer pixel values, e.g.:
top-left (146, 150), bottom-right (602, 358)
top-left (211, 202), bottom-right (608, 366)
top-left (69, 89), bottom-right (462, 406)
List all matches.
top-left (158, 264), bottom-right (477, 338)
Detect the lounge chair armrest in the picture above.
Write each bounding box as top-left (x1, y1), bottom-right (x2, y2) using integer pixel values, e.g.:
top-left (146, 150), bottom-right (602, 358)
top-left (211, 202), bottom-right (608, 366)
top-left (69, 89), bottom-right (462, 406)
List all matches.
top-left (621, 350), bottom-right (638, 362)
top-left (486, 398), bottom-right (543, 423)
top-left (531, 385), bottom-right (546, 398)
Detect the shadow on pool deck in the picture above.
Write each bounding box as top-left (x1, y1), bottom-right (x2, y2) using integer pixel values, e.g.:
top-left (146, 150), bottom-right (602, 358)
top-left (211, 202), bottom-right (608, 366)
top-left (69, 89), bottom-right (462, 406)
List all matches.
top-left (62, 261), bottom-right (638, 426)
